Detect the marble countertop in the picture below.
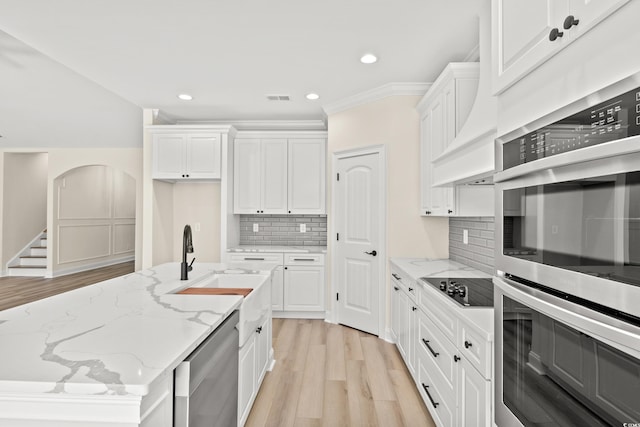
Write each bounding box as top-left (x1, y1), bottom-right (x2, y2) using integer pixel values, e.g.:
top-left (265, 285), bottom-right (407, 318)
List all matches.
top-left (389, 258), bottom-right (492, 281)
top-left (0, 262), bottom-right (274, 397)
top-left (228, 245), bottom-right (327, 254)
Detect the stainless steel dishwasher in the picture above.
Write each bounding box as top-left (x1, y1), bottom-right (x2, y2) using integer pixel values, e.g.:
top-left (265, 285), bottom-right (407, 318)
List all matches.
top-left (174, 310), bottom-right (239, 427)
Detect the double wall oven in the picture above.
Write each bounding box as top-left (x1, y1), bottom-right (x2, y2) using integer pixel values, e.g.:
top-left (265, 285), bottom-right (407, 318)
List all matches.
top-left (494, 76), bottom-right (640, 426)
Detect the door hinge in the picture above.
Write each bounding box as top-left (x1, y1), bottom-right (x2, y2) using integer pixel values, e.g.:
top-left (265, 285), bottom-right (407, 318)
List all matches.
top-left (337, 173), bottom-right (340, 181)
top-left (336, 233), bottom-right (339, 241)
top-left (336, 293), bottom-right (339, 301)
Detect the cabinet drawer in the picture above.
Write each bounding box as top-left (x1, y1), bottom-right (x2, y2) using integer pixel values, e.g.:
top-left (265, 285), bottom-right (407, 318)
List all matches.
top-left (417, 358), bottom-right (456, 427)
top-left (228, 253), bottom-right (284, 264)
top-left (418, 311), bottom-right (458, 397)
top-left (391, 269), bottom-right (417, 301)
top-left (458, 320), bottom-right (491, 379)
top-left (284, 253), bottom-right (324, 266)
top-left (418, 284), bottom-right (457, 342)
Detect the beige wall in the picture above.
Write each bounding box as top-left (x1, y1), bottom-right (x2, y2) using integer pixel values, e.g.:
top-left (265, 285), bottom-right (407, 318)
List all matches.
top-left (327, 95), bottom-right (449, 331)
top-left (52, 165), bottom-right (136, 275)
top-left (1, 153), bottom-right (48, 269)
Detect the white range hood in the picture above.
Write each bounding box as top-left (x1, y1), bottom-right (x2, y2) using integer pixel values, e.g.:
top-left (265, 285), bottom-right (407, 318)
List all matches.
top-left (431, 0), bottom-right (496, 186)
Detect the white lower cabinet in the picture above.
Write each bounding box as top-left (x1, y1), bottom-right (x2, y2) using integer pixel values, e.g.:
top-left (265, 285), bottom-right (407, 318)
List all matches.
top-left (283, 265), bottom-right (324, 311)
top-left (390, 263), bottom-right (493, 427)
top-left (238, 315), bottom-right (271, 427)
top-left (271, 265), bottom-right (284, 311)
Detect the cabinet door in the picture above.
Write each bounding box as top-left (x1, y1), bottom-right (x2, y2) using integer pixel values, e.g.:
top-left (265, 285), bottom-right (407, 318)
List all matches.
top-left (186, 134), bottom-right (220, 179)
top-left (238, 335), bottom-right (257, 426)
top-left (272, 265), bottom-right (284, 311)
top-left (420, 111), bottom-right (434, 214)
top-left (390, 282), bottom-right (401, 341)
top-left (256, 317), bottom-right (271, 385)
top-left (283, 266), bottom-right (324, 311)
top-left (234, 139), bottom-right (262, 214)
top-left (261, 139), bottom-right (288, 214)
top-left (442, 79), bottom-right (457, 151)
top-left (396, 289), bottom-right (409, 362)
top-left (457, 358), bottom-right (491, 427)
top-left (492, 0), bottom-right (570, 93)
top-left (407, 301), bottom-right (418, 377)
top-left (152, 135), bottom-right (186, 179)
top-left (288, 139), bottom-right (326, 214)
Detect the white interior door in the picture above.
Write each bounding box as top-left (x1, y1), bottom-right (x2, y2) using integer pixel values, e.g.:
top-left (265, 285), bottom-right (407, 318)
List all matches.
top-left (335, 152), bottom-right (381, 335)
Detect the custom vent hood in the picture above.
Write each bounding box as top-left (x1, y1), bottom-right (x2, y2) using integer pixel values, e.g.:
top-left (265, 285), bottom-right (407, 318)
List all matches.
top-left (431, 1), bottom-right (496, 186)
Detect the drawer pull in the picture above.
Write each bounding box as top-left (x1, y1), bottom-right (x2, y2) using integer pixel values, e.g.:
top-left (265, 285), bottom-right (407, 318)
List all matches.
top-left (392, 273), bottom-right (401, 280)
top-left (464, 340), bottom-right (473, 349)
top-left (293, 258), bottom-right (315, 261)
top-left (256, 326), bottom-right (263, 334)
top-left (244, 257), bottom-right (265, 261)
top-left (422, 339), bottom-right (439, 358)
top-left (454, 355), bottom-right (460, 362)
top-left (412, 306), bottom-right (417, 312)
top-left (408, 287), bottom-right (414, 292)
top-left (393, 286), bottom-right (399, 291)
top-left (421, 383), bottom-right (439, 408)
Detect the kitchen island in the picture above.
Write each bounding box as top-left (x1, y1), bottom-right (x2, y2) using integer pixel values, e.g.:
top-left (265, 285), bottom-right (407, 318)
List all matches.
top-left (0, 261), bottom-right (275, 427)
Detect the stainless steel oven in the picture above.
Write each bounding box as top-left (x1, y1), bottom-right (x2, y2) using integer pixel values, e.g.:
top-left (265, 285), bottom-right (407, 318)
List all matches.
top-left (494, 75), bottom-right (640, 426)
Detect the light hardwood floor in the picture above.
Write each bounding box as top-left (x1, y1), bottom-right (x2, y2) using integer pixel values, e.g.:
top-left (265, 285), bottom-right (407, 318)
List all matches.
top-left (0, 261), bottom-right (135, 311)
top-left (246, 319), bottom-right (436, 427)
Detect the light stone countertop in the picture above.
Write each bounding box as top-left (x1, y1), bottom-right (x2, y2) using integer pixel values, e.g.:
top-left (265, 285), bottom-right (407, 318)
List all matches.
top-left (389, 257), bottom-right (492, 281)
top-left (228, 245), bottom-right (327, 254)
top-left (0, 261), bottom-right (275, 397)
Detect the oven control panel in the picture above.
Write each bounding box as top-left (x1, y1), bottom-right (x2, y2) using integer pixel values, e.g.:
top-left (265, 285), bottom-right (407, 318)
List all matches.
top-left (503, 86), bottom-right (640, 170)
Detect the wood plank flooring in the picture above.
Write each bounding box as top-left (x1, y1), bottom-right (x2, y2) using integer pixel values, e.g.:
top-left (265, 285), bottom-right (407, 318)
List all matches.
top-left (246, 319), bottom-right (435, 427)
top-left (0, 261), bottom-right (135, 311)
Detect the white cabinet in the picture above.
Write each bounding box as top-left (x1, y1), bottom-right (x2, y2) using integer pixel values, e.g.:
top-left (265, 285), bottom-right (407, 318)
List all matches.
top-left (284, 266), bottom-right (324, 312)
top-left (228, 252), bottom-right (325, 316)
top-left (271, 265), bottom-right (284, 311)
top-left (234, 138), bottom-right (288, 214)
top-left (152, 133), bottom-right (221, 180)
top-left (288, 139), bottom-right (326, 214)
top-left (492, 0), bottom-right (629, 93)
top-left (233, 134), bottom-right (327, 215)
top-left (390, 261), bottom-right (493, 427)
top-left (417, 63), bottom-right (482, 216)
top-left (238, 313), bottom-right (272, 427)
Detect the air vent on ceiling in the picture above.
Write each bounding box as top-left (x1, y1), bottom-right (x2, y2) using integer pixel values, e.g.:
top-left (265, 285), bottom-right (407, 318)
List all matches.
top-left (266, 94), bottom-right (291, 101)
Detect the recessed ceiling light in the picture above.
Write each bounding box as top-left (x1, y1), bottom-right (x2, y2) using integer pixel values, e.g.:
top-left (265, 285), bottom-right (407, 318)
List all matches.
top-left (360, 53), bottom-right (378, 64)
top-left (306, 93), bottom-right (320, 100)
top-left (177, 93), bottom-right (193, 101)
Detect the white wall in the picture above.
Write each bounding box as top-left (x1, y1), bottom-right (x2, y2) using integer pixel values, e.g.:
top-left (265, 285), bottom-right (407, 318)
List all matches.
top-left (1, 153), bottom-right (48, 270)
top-left (327, 95), bottom-right (449, 332)
top-left (52, 165), bottom-right (136, 275)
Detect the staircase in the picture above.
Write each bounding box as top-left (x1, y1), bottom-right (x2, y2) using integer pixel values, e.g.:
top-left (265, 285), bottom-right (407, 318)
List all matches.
top-left (7, 230), bottom-right (48, 277)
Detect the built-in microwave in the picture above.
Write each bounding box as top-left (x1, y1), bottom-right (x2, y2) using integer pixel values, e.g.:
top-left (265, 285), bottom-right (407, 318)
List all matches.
top-left (494, 74), bottom-right (640, 426)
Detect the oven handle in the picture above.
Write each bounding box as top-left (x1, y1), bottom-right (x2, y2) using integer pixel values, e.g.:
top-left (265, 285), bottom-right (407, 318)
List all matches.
top-left (494, 275), bottom-right (640, 359)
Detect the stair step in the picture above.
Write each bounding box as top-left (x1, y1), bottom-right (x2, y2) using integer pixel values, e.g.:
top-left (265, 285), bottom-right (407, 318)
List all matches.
top-left (7, 266), bottom-right (47, 277)
top-left (30, 248), bottom-right (47, 256)
top-left (19, 256), bottom-right (47, 267)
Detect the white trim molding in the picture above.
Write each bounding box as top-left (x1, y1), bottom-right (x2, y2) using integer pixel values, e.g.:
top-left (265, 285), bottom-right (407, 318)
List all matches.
top-left (174, 119), bottom-right (327, 131)
top-left (323, 82), bottom-right (431, 116)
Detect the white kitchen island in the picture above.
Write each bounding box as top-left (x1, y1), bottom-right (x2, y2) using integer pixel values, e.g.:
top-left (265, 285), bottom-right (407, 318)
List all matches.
top-left (0, 262), bottom-right (274, 427)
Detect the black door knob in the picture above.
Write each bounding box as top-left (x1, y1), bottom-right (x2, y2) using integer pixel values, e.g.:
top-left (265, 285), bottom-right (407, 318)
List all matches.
top-left (364, 250), bottom-right (377, 256)
top-left (563, 15), bottom-right (579, 30)
top-left (549, 27), bottom-right (564, 41)
top-left (448, 209), bottom-right (453, 214)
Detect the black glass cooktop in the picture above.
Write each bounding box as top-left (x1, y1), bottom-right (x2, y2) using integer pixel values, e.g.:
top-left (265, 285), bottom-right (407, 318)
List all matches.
top-left (419, 277), bottom-right (494, 307)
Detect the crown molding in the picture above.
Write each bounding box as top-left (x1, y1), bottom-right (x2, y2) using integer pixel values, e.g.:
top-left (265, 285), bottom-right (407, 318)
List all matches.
top-left (174, 119), bottom-right (327, 131)
top-left (322, 82), bottom-right (431, 116)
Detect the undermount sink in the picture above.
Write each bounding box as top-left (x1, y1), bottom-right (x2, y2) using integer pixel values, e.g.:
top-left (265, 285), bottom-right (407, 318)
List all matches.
top-left (179, 272), bottom-right (271, 346)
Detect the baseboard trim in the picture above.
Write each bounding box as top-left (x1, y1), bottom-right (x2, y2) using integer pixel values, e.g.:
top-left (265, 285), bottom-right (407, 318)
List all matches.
top-left (272, 311), bottom-right (325, 319)
top-left (50, 256), bottom-right (134, 278)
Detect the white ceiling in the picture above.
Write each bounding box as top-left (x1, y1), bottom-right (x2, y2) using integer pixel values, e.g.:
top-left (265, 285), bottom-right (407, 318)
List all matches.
top-left (0, 0), bottom-right (482, 131)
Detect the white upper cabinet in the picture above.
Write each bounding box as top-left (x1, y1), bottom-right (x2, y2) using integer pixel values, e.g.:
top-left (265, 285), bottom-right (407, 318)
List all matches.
top-left (417, 64), bottom-right (480, 216)
top-left (492, 0), bottom-right (629, 94)
top-left (234, 134), bottom-right (326, 215)
top-left (288, 139), bottom-right (326, 214)
top-left (234, 138), bottom-right (287, 214)
top-left (152, 133), bottom-right (221, 180)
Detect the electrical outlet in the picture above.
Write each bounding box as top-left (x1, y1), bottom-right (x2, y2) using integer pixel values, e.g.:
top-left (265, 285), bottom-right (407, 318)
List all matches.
top-left (300, 223), bottom-right (306, 233)
top-left (194, 222), bottom-right (201, 232)
top-left (253, 223), bottom-right (259, 232)
top-left (463, 229), bottom-right (469, 245)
